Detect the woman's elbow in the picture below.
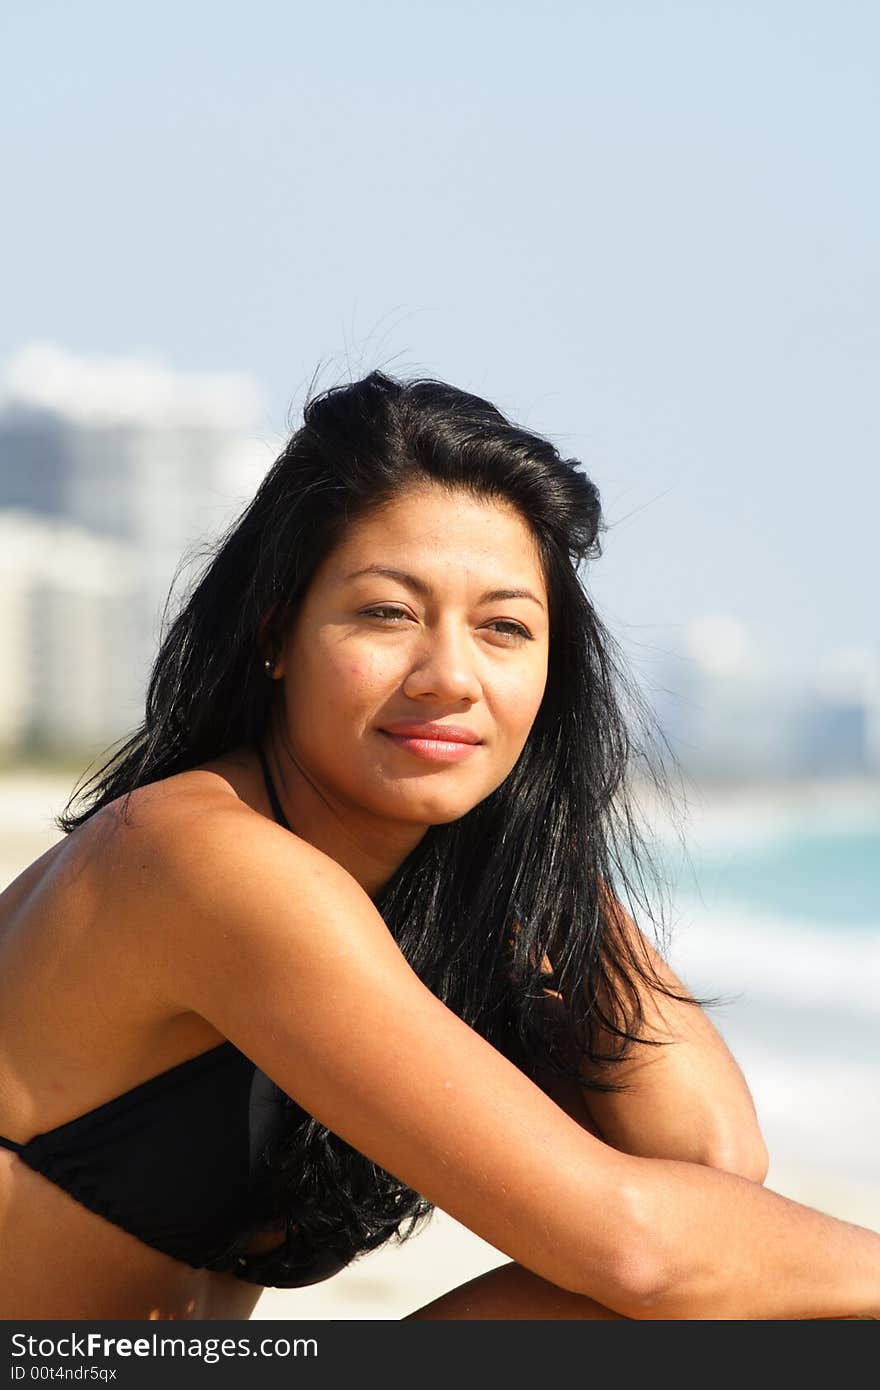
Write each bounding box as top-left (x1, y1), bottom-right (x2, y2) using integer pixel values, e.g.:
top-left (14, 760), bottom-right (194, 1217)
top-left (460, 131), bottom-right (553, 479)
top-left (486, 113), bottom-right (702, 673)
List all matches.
top-left (570, 1181), bottom-right (673, 1315)
top-left (702, 1127), bottom-right (769, 1184)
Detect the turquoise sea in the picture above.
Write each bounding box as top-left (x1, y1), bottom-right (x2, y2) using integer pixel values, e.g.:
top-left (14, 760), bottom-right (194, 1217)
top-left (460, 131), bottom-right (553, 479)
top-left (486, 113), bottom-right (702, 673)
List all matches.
top-left (677, 825), bottom-right (879, 929)
top-left (648, 784), bottom-right (879, 1183)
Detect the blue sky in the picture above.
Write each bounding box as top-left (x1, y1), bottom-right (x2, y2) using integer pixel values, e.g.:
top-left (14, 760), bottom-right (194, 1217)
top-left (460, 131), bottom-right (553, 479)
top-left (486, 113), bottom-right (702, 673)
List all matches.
top-left (2, 0), bottom-right (877, 689)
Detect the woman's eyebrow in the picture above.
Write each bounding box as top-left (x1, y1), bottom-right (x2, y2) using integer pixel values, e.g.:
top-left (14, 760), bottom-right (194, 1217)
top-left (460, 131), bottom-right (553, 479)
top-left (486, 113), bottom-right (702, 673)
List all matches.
top-left (343, 565), bottom-right (546, 610)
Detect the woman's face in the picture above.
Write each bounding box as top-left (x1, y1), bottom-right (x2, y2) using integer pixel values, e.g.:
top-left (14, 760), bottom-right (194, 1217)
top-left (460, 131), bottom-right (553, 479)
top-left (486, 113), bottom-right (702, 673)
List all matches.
top-left (271, 484), bottom-right (550, 833)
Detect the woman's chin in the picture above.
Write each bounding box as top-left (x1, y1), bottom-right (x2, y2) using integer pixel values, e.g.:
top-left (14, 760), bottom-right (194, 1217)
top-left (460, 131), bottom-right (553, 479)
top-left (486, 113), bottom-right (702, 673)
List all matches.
top-left (372, 790), bottom-right (485, 828)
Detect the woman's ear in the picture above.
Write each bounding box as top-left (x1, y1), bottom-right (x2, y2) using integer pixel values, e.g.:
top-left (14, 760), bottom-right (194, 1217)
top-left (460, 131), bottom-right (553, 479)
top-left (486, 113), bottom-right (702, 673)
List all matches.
top-left (258, 607), bottom-right (285, 679)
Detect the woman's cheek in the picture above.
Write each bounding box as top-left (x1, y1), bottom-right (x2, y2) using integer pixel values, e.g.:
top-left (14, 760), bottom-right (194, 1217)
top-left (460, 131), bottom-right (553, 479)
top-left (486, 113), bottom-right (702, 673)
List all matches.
top-left (501, 664), bottom-right (546, 726)
top-left (335, 649), bottom-right (392, 700)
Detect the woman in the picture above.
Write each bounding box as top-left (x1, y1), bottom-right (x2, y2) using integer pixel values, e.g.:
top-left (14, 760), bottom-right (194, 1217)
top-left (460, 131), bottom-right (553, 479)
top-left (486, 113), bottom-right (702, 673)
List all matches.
top-left (0, 371), bottom-right (877, 1320)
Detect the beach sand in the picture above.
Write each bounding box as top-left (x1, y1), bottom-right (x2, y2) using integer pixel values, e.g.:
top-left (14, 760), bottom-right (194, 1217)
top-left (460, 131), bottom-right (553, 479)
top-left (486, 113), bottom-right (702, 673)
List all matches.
top-left (1, 769), bottom-right (877, 1320)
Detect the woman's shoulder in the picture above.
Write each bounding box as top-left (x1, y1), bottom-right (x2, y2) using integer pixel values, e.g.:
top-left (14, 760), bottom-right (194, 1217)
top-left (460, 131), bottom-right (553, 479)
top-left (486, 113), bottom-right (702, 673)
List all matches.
top-left (84, 767), bottom-right (384, 1029)
top-left (86, 766), bottom-right (301, 884)
top-left (86, 765), bottom-right (360, 950)
top-left (94, 764), bottom-right (262, 845)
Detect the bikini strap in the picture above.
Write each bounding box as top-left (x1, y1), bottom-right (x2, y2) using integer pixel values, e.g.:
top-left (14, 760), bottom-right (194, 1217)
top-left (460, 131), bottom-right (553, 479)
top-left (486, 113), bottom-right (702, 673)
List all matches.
top-left (0, 1134), bottom-right (23, 1153)
top-left (257, 746), bottom-right (292, 832)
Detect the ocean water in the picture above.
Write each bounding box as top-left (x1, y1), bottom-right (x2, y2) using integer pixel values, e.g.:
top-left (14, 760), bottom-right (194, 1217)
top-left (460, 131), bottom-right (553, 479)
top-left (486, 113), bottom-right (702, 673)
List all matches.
top-left (647, 783), bottom-right (879, 1184)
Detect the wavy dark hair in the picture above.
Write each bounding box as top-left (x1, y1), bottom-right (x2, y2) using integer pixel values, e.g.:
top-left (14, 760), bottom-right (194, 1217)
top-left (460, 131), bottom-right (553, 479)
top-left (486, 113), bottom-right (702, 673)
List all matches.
top-left (60, 369), bottom-right (686, 1279)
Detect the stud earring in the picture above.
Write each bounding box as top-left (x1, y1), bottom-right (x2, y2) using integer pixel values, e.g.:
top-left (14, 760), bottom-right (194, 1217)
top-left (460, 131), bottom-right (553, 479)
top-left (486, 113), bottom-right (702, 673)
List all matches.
top-left (263, 659), bottom-right (273, 675)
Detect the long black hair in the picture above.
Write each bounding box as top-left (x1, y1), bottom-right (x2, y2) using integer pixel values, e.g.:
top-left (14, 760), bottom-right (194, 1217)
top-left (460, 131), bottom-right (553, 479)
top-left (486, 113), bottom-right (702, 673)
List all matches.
top-left (60, 370), bottom-right (685, 1276)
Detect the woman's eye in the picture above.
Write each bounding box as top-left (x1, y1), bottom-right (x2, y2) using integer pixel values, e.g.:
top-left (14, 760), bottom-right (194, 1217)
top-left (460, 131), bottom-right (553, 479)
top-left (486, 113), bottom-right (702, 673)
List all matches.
top-left (486, 620), bottom-right (533, 642)
top-left (359, 609), bottom-right (532, 641)
top-left (360, 605), bottom-right (411, 623)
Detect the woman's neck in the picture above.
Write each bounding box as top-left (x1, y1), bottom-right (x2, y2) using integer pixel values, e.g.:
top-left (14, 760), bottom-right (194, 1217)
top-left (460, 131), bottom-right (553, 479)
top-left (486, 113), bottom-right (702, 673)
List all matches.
top-left (258, 742), bottom-right (427, 897)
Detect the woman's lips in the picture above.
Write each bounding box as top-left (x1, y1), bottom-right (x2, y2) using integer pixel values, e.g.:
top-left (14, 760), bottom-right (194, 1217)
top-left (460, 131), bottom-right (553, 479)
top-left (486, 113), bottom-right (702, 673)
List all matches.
top-left (378, 730), bottom-right (481, 763)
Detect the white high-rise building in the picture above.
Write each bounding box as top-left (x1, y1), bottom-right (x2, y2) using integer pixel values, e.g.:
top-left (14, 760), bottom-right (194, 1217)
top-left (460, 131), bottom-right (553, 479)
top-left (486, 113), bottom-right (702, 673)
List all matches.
top-left (0, 512), bottom-right (140, 750)
top-left (0, 345), bottom-right (276, 751)
top-left (656, 614), bottom-right (798, 777)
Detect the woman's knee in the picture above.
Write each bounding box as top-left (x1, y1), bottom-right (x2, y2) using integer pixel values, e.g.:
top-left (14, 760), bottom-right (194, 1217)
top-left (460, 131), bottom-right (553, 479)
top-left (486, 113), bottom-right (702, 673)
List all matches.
top-left (404, 1261), bottom-right (624, 1320)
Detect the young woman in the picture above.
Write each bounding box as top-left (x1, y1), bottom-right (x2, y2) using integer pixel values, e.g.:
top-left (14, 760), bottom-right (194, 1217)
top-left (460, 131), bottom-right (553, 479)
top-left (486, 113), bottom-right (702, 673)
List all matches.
top-left (0, 372), bottom-right (877, 1320)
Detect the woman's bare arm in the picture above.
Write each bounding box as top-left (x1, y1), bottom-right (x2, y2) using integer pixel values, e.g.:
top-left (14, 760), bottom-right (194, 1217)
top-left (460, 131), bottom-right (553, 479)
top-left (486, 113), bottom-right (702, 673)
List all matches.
top-left (131, 806), bottom-right (878, 1320)
top-left (561, 891), bottom-right (768, 1181)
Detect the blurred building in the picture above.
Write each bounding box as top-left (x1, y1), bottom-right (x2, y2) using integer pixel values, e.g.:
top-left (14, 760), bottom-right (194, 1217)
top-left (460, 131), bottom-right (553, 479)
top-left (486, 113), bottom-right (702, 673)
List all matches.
top-left (791, 698), bottom-right (867, 774)
top-left (0, 344), bottom-right (275, 755)
top-left (2, 344), bottom-right (876, 776)
top-left (868, 668), bottom-right (880, 772)
top-left (0, 512), bottom-right (140, 749)
top-left (650, 615), bottom-right (879, 779)
top-left (808, 645), bottom-right (880, 775)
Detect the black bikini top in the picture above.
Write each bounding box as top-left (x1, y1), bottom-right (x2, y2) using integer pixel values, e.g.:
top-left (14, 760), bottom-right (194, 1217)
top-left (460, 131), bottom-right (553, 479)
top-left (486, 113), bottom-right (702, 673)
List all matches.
top-left (0, 751), bottom-right (355, 1289)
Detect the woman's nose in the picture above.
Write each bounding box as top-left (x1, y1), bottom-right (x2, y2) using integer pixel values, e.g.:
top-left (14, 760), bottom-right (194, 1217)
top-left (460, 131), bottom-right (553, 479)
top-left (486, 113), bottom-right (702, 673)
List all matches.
top-left (401, 623), bottom-right (483, 704)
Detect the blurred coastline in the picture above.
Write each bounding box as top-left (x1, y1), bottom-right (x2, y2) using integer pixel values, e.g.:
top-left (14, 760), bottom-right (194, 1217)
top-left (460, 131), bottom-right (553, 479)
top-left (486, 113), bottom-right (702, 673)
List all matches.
top-left (2, 764), bottom-right (877, 1319)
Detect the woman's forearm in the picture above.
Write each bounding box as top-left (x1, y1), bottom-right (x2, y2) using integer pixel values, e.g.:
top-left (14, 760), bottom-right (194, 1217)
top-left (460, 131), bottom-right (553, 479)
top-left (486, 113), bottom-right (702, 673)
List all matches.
top-left (610, 1158), bottom-right (879, 1320)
